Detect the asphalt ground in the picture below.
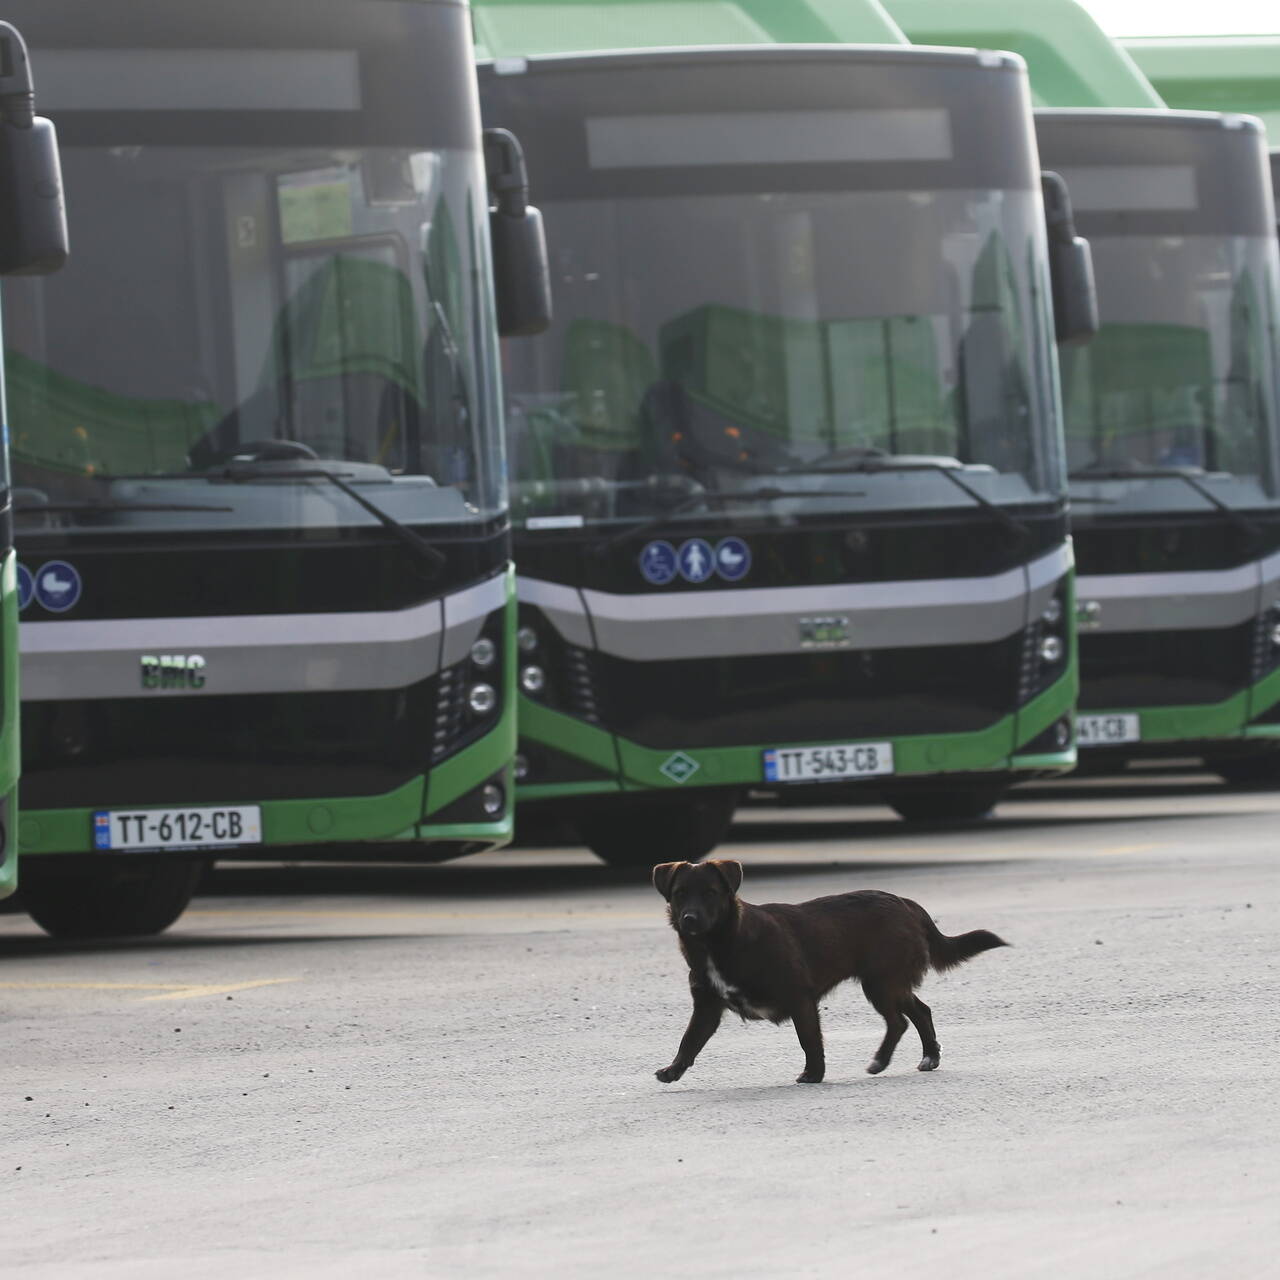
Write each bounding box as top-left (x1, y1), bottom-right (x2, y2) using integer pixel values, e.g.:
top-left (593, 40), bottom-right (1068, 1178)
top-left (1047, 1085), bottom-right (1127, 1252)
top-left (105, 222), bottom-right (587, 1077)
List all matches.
top-left (2, 770), bottom-right (1278, 1278)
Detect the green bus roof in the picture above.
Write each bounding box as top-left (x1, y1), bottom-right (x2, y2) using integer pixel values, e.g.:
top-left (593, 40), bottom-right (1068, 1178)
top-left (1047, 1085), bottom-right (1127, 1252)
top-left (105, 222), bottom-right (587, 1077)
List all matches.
top-left (1124, 37), bottom-right (1280, 139)
top-left (472, 0), bottom-right (906, 60)
top-left (881, 0), bottom-right (1164, 108)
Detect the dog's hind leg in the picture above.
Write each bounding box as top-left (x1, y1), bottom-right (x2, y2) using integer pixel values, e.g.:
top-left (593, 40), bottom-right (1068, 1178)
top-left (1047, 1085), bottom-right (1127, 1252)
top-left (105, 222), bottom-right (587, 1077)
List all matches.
top-left (792, 999), bottom-right (825, 1083)
top-left (862, 980), bottom-right (909, 1075)
top-left (904, 995), bottom-right (941, 1072)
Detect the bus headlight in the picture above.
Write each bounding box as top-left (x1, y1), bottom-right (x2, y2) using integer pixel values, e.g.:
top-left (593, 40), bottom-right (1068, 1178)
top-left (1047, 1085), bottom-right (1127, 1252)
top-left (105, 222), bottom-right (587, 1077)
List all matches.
top-left (480, 783), bottom-right (505, 816)
top-left (470, 637), bottom-right (497, 669)
top-left (468, 683), bottom-right (497, 716)
top-left (520, 665), bottom-right (546, 695)
top-left (1041, 597), bottom-right (1063, 626)
top-left (1039, 635), bottom-right (1064, 665)
top-left (517, 625), bottom-right (539, 653)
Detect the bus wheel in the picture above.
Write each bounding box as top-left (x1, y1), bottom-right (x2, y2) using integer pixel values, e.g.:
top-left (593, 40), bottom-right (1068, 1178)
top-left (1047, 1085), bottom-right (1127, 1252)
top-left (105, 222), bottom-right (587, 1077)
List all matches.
top-left (21, 855), bottom-right (201, 939)
top-left (578, 790), bottom-right (739, 869)
top-left (887, 784), bottom-right (1005, 824)
top-left (1213, 753), bottom-right (1280, 788)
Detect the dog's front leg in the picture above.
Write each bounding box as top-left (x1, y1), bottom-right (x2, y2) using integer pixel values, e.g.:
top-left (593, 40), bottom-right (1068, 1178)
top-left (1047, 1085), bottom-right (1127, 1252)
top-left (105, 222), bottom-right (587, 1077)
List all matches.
top-left (656, 988), bottom-right (723, 1083)
top-left (791, 999), bottom-right (825, 1083)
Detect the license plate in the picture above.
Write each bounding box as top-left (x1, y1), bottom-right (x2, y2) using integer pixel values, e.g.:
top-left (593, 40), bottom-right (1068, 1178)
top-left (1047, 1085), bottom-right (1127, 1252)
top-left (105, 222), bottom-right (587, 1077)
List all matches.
top-left (1076, 714), bottom-right (1140, 747)
top-left (92, 805), bottom-right (263, 852)
top-left (763, 742), bottom-right (894, 783)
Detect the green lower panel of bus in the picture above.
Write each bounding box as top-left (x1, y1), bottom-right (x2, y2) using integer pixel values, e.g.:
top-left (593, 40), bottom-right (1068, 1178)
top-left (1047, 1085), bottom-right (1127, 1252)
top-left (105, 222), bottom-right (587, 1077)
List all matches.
top-left (18, 706), bottom-right (517, 856)
top-left (1079, 663), bottom-right (1280, 751)
top-left (516, 668), bottom-right (1076, 801)
top-left (0, 552), bottom-right (20, 898)
top-left (0, 787), bottom-right (17, 899)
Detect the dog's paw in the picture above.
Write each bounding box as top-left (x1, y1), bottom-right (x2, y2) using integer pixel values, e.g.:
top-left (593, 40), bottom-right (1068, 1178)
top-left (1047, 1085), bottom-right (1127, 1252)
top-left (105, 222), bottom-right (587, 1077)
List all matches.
top-left (655, 1066), bottom-right (683, 1083)
top-left (865, 1058), bottom-right (887, 1075)
top-left (795, 1070), bottom-right (824, 1084)
top-left (917, 1055), bottom-right (939, 1072)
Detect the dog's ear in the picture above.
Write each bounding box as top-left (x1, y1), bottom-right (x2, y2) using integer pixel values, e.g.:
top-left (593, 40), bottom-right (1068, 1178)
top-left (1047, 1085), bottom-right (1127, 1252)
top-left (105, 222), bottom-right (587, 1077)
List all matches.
top-left (652, 861), bottom-right (687, 900)
top-left (708, 859), bottom-right (743, 895)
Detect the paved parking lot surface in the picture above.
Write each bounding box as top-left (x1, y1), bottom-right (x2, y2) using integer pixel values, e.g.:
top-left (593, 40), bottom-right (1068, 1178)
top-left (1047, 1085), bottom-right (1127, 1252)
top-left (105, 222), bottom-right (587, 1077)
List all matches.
top-left (2, 772), bottom-right (1278, 1278)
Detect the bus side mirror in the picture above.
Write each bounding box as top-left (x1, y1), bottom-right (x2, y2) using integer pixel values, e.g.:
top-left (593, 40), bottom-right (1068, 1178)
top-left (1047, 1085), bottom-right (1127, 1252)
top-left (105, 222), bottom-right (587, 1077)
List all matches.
top-left (484, 128), bottom-right (552, 338)
top-left (0, 23), bottom-right (68, 276)
top-left (1041, 171), bottom-right (1097, 347)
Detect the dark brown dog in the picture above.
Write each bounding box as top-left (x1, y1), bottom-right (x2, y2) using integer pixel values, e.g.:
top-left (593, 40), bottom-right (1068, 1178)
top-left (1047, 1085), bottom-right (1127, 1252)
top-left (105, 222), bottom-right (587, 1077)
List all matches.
top-left (652, 859), bottom-right (1008, 1084)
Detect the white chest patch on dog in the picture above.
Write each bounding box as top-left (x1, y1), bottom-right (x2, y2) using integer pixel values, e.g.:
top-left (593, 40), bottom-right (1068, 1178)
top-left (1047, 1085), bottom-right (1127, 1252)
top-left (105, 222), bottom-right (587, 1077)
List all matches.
top-left (705, 958), bottom-right (772, 1021)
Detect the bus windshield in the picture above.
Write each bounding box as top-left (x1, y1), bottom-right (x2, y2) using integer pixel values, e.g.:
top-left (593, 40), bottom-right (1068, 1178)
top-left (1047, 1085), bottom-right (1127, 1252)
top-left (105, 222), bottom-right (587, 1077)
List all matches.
top-left (1060, 231), bottom-right (1280, 508)
top-left (485, 55), bottom-right (1065, 530)
top-left (1039, 113), bottom-right (1280, 516)
top-left (0, 0), bottom-right (504, 536)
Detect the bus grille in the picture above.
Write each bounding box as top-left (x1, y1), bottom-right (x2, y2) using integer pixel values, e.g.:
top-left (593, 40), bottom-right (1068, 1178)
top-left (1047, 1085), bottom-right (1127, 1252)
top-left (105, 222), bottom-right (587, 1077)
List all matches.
top-left (1017, 619), bottom-right (1044, 704)
top-left (562, 646), bottom-right (602, 725)
top-left (1250, 608), bottom-right (1280, 684)
top-left (431, 665), bottom-right (470, 762)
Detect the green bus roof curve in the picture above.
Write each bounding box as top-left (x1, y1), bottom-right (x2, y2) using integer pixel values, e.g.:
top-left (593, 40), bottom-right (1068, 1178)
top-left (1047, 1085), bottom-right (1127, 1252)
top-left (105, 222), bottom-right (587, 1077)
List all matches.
top-left (881, 0), bottom-right (1164, 108)
top-left (472, 0), bottom-right (907, 60)
top-left (1124, 37), bottom-right (1280, 139)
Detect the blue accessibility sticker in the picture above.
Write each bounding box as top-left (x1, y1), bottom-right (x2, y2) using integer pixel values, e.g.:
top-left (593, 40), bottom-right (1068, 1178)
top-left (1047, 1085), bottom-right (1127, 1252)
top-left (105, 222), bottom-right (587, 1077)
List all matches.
top-left (16, 563), bottom-right (33, 611)
top-left (93, 812), bottom-right (112, 850)
top-left (714, 537), bottom-right (752, 582)
top-left (639, 540), bottom-right (678, 586)
top-left (34, 560), bottom-right (82, 613)
top-left (677, 538), bottom-right (715, 583)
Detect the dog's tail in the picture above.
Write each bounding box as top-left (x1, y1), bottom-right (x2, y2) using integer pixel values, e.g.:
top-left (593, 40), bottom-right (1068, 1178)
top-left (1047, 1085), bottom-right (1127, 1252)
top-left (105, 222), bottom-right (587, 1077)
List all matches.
top-left (908, 899), bottom-right (1009, 972)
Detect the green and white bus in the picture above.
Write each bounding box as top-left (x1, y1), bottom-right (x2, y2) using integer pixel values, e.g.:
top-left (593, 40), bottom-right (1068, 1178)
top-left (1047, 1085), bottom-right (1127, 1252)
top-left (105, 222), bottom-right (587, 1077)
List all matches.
top-left (1036, 109), bottom-right (1280, 776)
top-left (0, 21), bottom-right (70, 900)
top-left (887, 4), bottom-right (1280, 779)
top-left (2, 0), bottom-right (548, 936)
top-left (481, 44), bottom-right (1087, 864)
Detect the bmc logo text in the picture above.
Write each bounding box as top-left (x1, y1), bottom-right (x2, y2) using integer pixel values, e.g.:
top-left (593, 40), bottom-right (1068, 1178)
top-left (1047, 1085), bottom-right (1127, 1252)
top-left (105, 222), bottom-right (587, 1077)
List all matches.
top-left (140, 654), bottom-right (207, 690)
top-left (798, 616), bottom-right (851, 648)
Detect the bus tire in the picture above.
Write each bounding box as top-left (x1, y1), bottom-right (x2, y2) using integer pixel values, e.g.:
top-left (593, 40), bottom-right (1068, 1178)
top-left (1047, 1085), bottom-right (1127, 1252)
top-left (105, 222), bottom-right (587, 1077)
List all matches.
top-left (21, 855), bottom-right (201, 939)
top-left (887, 785), bottom-right (1005, 824)
top-left (578, 790), bottom-right (739, 869)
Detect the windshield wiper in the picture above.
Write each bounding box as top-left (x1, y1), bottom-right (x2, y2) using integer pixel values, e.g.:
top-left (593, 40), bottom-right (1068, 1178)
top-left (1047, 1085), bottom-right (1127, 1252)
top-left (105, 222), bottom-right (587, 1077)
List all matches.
top-left (14, 500), bottom-right (234, 514)
top-left (98, 463), bottom-right (449, 573)
top-left (593, 484), bottom-right (867, 556)
top-left (1069, 466), bottom-right (1264, 545)
top-left (800, 457), bottom-right (1035, 546)
top-left (221, 465), bottom-right (448, 574)
top-left (177, 462), bottom-right (451, 574)
top-left (513, 474), bottom-right (704, 501)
